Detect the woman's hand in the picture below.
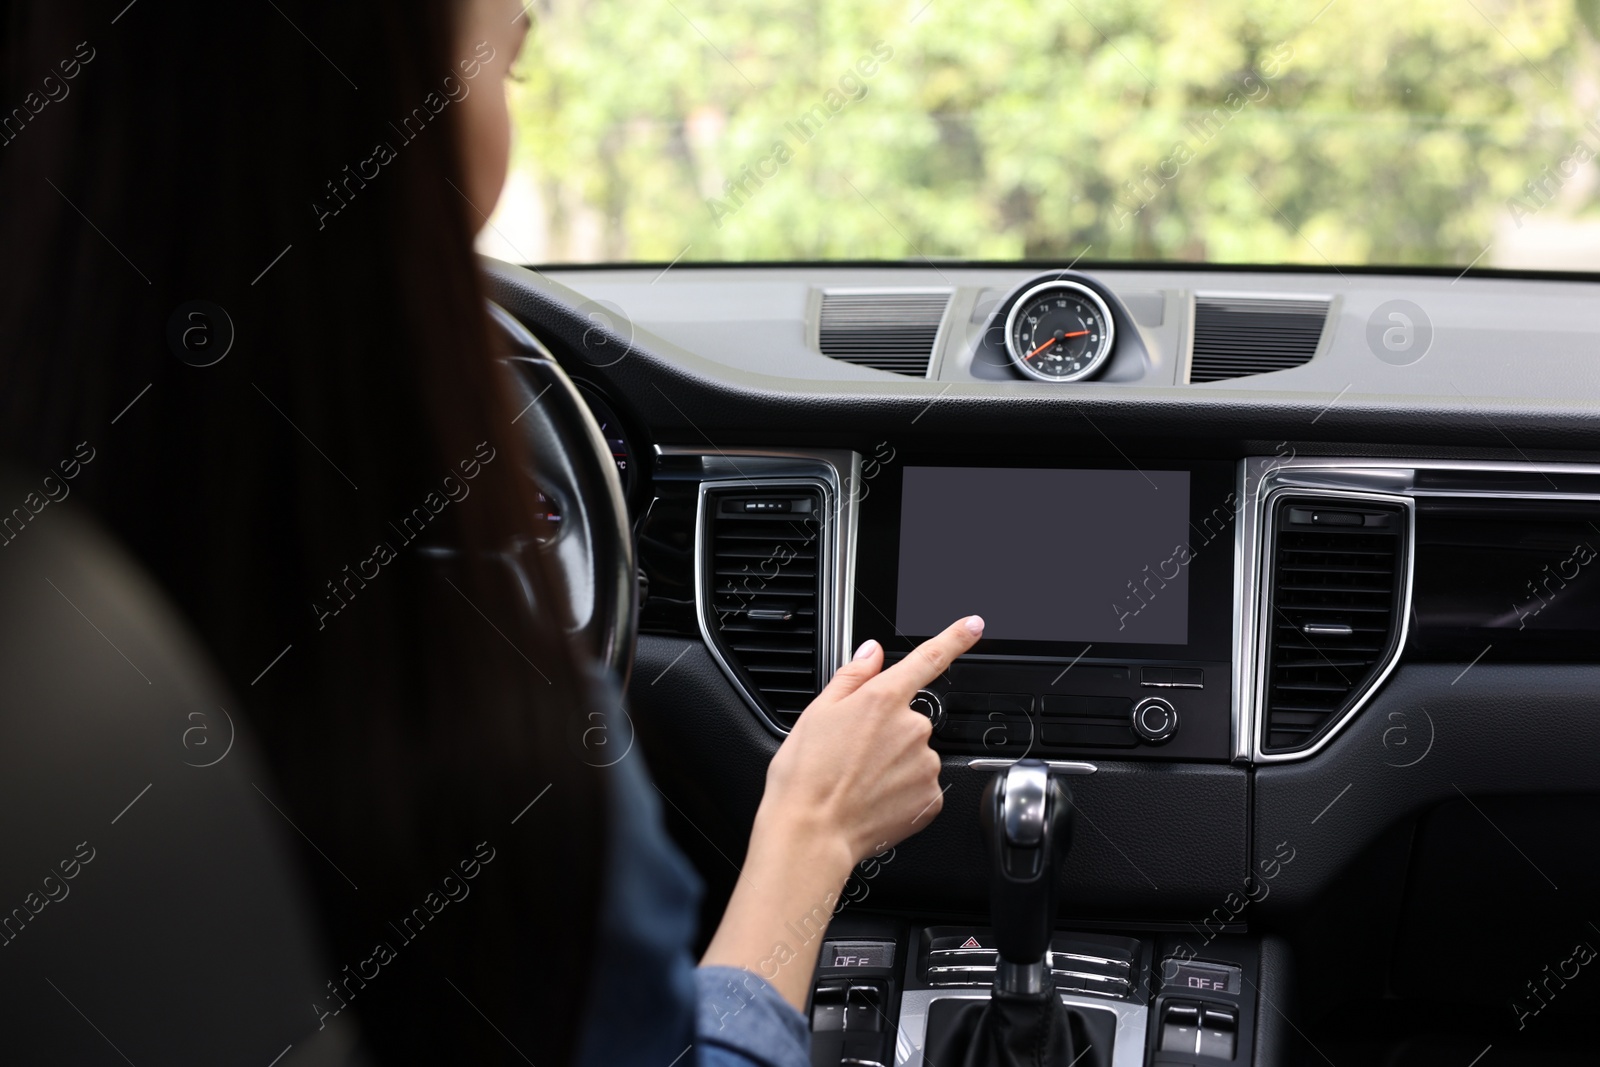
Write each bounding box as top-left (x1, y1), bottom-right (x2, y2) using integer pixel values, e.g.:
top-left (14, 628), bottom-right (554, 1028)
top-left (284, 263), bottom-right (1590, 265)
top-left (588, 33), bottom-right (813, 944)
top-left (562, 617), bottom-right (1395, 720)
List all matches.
top-left (758, 614), bottom-right (986, 864)
top-left (700, 616), bottom-right (984, 1011)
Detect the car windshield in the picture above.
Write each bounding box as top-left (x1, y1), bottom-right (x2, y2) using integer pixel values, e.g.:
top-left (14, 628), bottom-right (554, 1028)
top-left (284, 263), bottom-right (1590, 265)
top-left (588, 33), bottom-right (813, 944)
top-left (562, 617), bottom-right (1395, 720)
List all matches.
top-left (486, 1), bottom-right (1600, 272)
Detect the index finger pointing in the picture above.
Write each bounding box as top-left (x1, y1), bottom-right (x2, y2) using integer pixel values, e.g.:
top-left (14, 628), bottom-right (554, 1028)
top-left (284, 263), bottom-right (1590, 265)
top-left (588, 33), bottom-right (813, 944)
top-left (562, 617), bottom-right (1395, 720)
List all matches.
top-left (873, 615), bottom-right (985, 697)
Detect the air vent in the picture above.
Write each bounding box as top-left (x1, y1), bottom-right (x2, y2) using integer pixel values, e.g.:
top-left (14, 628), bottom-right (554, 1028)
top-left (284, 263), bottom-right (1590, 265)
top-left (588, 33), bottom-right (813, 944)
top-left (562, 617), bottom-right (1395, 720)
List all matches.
top-left (818, 290), bottom-right (951, 377)
top-left (1190, 295), bottom-right (1331, 382)
top-left (1261, 497), bottom-right (1408, 753)
top-left (704, 487), bottom-right (826, 730)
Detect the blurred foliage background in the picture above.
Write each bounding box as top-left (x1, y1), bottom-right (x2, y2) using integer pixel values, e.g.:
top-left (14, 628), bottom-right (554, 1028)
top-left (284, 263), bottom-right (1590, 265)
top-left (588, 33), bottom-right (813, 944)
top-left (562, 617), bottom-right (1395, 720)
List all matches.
top-left (492, 0), bottom-right (1600, 268)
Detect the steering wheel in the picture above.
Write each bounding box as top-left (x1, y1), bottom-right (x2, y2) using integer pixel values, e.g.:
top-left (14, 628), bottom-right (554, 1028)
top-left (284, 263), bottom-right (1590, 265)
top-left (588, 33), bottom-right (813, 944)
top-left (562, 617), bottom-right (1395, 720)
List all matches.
top-left (489, 303), bottom-right (638, 684)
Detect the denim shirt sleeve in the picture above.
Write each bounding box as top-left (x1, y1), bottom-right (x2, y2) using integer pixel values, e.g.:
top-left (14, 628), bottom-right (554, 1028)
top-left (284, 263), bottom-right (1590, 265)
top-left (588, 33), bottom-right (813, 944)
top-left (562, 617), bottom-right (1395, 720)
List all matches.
top-left (694, 966), bottom-right (812, 1067)
top-left (571, 667), bottom-right (810, 1067)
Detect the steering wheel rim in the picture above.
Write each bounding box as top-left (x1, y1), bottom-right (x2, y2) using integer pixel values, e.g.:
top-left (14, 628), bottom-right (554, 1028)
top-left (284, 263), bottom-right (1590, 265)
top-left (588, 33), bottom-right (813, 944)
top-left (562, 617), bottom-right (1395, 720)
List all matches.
top-left (489, 302), bottom-right (637, 685)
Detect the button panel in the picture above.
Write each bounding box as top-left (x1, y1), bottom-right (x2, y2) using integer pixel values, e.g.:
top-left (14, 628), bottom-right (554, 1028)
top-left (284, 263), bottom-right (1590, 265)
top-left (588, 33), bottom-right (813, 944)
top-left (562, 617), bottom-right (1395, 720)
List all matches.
top-left (923, 930), bottom-right (1138, 999)
top-left (1041, 722), bottom-right (1139, 748)
top-left (894, 653), bottom-right (1231, 761)
top-left (1159, 1001), bottom-right (1237, 1059)
top-left (944, 692), bottom-right (1034, 714)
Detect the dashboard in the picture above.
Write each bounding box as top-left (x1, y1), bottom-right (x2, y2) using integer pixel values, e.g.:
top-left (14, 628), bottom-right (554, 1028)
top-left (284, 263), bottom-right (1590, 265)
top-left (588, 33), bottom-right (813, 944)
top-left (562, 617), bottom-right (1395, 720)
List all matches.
top-left (483, 256), bottom-right (1600, 1065)
top-left (524, 261), bottom-right (1600, 405)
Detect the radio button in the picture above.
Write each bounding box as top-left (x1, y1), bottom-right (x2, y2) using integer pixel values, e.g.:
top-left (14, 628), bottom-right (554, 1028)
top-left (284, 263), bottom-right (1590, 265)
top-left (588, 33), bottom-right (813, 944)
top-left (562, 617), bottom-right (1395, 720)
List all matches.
top-left (1131, 697), bottom-right (1178, 744)
top-left (1042, 723), bottom-right (1139, 748)
top-left (1040, 695), bottom-right (1130, 718)
top-left (945, 692), bottom-right (1032, 715)
top-left (1141, 666), bottom-right (1205, 689)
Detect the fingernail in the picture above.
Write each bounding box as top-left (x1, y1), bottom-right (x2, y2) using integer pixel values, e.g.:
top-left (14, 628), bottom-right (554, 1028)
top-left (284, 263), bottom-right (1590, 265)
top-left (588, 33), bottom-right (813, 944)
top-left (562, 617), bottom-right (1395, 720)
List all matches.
top-left (853, 639), bottom-right (879, 661)
top-left (964, 615), bottom-right (985, 636)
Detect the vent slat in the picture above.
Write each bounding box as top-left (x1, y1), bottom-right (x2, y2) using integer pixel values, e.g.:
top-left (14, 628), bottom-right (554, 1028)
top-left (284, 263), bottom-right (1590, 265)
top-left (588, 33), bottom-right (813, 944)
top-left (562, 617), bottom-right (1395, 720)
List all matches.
top-left (715, 567), bottom-right (818, 579)
top-left (1260, 498), bottom-right (1406, 755)
top-left (705, 488), bottom-right (827, 730)
top-left (714, 586), bottom-right (815, 598)
top-left (1280, 586), bottom-right (1392, 595)
top-left (1190, 295), bottom-right (1331, 382)
top-left (818, 291), bottom-right (950, 377)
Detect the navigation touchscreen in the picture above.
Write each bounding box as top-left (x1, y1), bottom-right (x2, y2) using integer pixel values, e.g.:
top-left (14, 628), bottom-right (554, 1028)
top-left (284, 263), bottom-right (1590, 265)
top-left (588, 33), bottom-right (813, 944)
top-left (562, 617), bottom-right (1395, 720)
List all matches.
top-left (894, 466), bottom-right (1193, 645)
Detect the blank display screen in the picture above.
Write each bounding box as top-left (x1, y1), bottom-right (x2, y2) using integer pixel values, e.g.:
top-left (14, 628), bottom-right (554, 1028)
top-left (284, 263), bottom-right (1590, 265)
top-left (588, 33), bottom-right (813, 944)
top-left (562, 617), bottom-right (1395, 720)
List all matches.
top-left (895, 466), bottom-right (1193, 645)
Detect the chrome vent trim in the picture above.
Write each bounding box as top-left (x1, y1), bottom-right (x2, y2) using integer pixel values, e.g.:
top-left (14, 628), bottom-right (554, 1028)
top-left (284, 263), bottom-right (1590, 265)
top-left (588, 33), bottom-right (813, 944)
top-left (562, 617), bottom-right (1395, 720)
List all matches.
top-left (817, 288), bottom-right (952, 377)
top-left (1237, 458), bottom-right (1600, 763)
top-left (1237, 470), bottom-right (1415, 764)
top-left (1189, 293), bottom-right (1331, 382)
top-left (1258, 494), bottom-right (1409, 753)
top-left (661, 447), bottom-right (858, 737)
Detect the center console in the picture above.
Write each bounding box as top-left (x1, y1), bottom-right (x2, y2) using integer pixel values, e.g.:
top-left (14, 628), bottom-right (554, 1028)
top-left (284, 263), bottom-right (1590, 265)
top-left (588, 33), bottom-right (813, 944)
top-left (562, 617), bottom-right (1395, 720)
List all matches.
top-left (852, 458), bottom-right (1238, 762)
top-left (806, 923), bottom-right (1262, 1067)
top-left (645, 449), bottom-right (1289, 1062)
top-left (817, 449), bottom-right (1266, 1066)
top-left (640, 447), bottom-right (1600, 1067)
top-left (803, 761), bottom-right (1264, 1067)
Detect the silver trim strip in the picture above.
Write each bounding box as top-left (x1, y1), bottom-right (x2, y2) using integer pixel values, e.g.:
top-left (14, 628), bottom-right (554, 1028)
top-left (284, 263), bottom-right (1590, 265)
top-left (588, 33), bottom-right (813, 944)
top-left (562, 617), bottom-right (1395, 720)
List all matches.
top-left (1230, 457), bottom-right (1252, 761)
top-left (1053, 952), bottom-right (1132, 972)
top-left (967, 759), bottom-right (1098, 775)
top-left (926, 949), bottom-right (1130, 972)
top-left (894, 990), bottom-right (1147, 1067)
top-left (658, 446), bottom-right (860, 737)
top-left (927, 968), bottom-right (1131, 990)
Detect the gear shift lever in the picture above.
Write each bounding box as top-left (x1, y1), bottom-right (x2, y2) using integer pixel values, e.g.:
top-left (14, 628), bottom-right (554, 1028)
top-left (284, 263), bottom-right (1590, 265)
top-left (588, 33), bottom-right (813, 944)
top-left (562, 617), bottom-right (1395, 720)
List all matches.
top-left (922, 759), bottom-right (1106, 1067)
top-left (981, 759), bottom-right (1074, 995)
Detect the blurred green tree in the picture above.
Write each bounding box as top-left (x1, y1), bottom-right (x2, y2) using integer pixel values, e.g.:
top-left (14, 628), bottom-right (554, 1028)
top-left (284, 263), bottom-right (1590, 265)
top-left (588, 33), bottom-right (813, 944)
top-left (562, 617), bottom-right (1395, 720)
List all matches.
top-left (507, 0), bottom-right (1599, 266)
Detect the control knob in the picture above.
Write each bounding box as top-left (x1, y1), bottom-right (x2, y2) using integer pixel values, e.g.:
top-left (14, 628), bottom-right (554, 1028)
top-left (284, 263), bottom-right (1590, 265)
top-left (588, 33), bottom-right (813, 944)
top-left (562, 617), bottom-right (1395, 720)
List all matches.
top-left (1131, 696), bottom-right (1178, 744)
top-left (910, 689), bottom-right (945, 733)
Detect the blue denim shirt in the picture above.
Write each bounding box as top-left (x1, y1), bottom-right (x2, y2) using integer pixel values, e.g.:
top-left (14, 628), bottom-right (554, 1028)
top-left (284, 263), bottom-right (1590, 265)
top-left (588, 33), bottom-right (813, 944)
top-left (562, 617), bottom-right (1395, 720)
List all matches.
top-left (572, 675), bottom-right (810, 1067)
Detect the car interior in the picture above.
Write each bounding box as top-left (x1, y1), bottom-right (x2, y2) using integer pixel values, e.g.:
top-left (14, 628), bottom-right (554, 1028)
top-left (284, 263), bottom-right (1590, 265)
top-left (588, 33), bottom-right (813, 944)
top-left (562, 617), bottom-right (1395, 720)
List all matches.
top-left (499, 247), bottom-right (1600, 1066)
top-left (7, 4), bottom-right (1600, 1066)
top-left (10, 234), bottom-right (1600, 1067)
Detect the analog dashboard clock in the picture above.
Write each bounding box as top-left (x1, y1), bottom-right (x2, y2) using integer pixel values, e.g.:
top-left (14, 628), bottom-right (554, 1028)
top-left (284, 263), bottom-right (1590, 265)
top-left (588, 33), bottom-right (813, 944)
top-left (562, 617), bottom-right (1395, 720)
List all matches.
top-left (1003, 279), bottom-right (1116, 382)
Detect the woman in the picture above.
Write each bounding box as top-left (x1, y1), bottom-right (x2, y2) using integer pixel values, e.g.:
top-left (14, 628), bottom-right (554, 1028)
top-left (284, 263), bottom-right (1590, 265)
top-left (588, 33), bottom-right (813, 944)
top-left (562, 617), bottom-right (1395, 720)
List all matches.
top-left (0, 1), bottom-right (978, 1063)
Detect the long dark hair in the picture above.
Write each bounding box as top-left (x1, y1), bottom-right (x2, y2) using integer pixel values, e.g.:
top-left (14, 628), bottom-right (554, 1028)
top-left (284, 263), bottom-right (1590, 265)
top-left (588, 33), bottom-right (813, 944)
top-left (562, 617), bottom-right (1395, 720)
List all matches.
top-left (0, 3), bottom-right (604, 1062)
